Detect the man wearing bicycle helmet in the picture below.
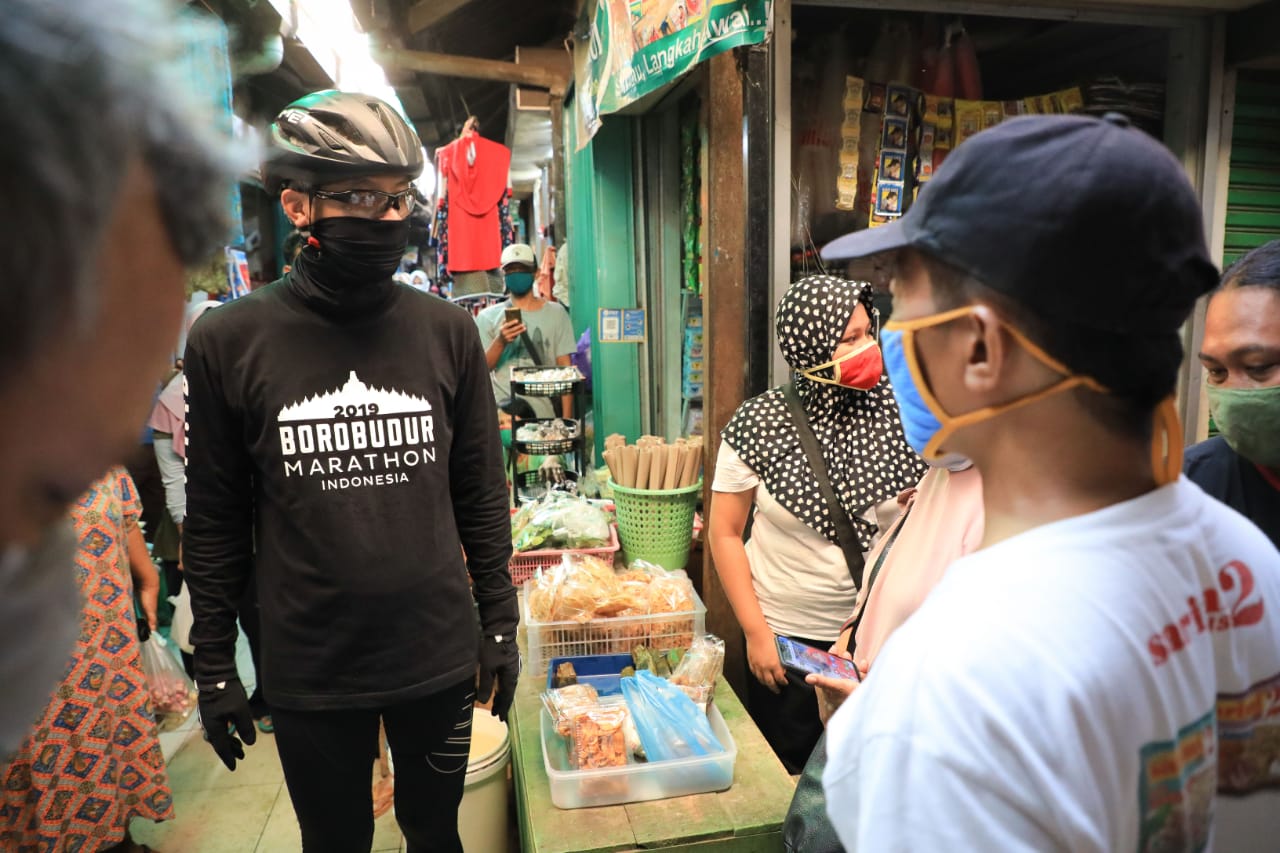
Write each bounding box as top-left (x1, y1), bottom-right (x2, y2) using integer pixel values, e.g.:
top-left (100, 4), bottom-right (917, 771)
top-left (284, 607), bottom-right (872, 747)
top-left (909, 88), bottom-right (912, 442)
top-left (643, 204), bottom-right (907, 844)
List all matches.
top-left (183, 90), bottom-right (518, 853)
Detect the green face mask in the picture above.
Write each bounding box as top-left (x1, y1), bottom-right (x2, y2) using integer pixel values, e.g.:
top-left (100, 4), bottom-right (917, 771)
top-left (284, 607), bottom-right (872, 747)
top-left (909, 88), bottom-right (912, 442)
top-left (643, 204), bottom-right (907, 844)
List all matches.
top-left (1206, 384), bottom-right (1280, 468)
top-left (500, 428), bottom-right (512, 449)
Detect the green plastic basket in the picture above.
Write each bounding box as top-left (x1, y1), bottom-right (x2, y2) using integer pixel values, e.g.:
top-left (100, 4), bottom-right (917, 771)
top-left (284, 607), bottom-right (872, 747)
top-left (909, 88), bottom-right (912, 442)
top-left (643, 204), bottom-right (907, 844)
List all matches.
top-left (609, 478), bottom-right (702, 571)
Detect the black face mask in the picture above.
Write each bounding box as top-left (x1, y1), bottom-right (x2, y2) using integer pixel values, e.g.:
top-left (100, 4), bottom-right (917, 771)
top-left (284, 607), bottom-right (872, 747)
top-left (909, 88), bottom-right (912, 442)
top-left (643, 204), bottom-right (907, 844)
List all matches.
top-left (291, 217), bottom-right (409, 317)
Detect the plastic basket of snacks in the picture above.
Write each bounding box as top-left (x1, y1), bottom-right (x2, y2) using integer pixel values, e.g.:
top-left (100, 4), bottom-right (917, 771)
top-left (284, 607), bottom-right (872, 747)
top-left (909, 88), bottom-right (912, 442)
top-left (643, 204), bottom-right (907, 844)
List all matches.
top-left (523, 554), bottom-right (705, 675)
top-left (510, 493), bottom-right (619, 584)
top-left (510, 365), bottom-right (583, 397)
top-left (512, 418), bottom-right (582, 456)
top-left (510, 526), bottom-right (619, 585)
top-left (538, 637), bottom-right (732, 808)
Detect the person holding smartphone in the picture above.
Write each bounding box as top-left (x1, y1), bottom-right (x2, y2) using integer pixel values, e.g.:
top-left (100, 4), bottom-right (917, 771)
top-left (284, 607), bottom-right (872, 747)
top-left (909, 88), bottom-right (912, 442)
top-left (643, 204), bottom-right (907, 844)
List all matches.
top-left (803, 456), bottom-right (985, 725)
top-left (708, 275), bottom-right (924, 773)
top-left (476, 243), bottom-right (577, 419)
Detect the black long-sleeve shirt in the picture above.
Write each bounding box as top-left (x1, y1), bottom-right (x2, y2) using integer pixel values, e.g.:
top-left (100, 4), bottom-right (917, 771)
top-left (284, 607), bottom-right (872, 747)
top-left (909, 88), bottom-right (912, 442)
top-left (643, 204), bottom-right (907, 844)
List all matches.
top-left (1184, 436), bottom-right (1280, 550)
top-left (183, 269), bottom-right (516, 710)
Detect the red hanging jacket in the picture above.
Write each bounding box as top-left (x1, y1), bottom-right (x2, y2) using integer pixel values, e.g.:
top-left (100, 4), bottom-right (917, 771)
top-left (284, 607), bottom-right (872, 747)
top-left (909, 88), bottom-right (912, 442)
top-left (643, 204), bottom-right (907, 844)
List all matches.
top-left (440, 131), bottom-right (512, 272)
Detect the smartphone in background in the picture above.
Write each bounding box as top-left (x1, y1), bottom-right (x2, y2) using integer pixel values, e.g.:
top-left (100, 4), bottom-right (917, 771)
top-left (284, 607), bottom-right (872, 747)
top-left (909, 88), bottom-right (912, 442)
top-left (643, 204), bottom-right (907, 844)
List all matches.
top-left (504, 306), bottom-right (522, 326)
top-left (775, 636), bottom-right (862, 682)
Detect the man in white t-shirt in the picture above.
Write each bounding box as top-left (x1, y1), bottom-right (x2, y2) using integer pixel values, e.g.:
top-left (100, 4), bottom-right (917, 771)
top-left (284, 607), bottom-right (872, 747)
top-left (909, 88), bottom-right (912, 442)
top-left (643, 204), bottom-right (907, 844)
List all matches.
top-left (816, 113), bottom-right (1280, 851)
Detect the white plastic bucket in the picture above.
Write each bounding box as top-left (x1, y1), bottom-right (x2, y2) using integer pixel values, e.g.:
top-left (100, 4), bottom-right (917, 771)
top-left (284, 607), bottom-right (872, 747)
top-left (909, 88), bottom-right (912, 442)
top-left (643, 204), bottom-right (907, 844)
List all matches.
top-left (458, 710), bottom-right (511, 853)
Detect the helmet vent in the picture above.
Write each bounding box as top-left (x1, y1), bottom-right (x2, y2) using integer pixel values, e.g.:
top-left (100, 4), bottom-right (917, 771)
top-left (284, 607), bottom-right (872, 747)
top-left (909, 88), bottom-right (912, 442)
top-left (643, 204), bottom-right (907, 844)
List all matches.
top-left (369, 102), bottom-right (399, 143)
top-left (314, 112), bottom-right (363, 147)
top-left (317, 128), bottom-right (346, 152)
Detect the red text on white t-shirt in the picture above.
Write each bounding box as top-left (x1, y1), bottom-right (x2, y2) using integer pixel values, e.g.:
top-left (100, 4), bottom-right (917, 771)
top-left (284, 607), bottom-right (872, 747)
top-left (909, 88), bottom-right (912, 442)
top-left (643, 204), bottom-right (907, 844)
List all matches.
top-left (1148, 561), bottom-right (1264, 665)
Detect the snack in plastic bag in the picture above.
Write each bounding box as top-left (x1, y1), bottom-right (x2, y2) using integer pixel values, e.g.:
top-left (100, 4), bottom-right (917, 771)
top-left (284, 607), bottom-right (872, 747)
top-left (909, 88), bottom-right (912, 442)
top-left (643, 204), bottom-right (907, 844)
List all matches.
top-left (139, 633), bottom-right (197, 732)
top-left (671, 634), bottom-right (725, 692)
top-left (673, 683), bottom-right (713, 712)
top-left (542, 683), bottom-right (601, 736)
top-left (512, 492), bottom-right (611, 552)
top-left (554, 555), bottom-right (620, 623)
top-left (620, 670), bottom-right (723, 762)
top-left (568, 705), bottom-right (630, 769)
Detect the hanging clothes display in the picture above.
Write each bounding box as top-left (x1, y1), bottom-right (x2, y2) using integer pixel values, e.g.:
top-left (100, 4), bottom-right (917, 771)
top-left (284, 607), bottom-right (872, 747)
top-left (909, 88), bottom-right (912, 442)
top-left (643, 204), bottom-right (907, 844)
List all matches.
top-left (435, 128), bottom-right (514, 275)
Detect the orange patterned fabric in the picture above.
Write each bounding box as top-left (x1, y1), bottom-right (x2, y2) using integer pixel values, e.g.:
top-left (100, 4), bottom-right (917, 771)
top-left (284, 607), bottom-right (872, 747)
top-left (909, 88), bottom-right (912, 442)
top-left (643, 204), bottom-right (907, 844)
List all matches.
top-left (0, 468), bottom-right (173, 852)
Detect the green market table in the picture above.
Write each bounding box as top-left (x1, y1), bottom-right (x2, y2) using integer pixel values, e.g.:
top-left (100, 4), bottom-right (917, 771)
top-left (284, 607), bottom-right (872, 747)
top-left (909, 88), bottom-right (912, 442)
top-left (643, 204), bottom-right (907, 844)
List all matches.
top-left (509, 638), bottom-right (795, 853)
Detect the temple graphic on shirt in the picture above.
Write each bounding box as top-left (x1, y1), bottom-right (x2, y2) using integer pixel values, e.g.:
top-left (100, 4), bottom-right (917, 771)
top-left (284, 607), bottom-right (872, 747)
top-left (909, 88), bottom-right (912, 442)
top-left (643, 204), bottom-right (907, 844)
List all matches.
top-left (275, 371), bottom-right (437, 492)
top-left (278, 371), bottom-right (432, 422)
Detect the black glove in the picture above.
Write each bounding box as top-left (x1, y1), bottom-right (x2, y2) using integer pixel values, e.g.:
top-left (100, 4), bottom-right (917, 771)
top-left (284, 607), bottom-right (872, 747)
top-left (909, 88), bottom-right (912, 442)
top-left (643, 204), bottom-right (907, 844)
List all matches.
top-left (198, 678), bottom-right (257, 770)
top-left (476, 634), bottom-right (520, 723)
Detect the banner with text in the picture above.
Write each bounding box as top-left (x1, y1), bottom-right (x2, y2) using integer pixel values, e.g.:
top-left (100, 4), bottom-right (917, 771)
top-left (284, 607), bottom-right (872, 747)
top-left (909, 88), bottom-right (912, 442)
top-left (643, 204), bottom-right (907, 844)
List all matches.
top-left (576, 0), bottom-right (772, 147)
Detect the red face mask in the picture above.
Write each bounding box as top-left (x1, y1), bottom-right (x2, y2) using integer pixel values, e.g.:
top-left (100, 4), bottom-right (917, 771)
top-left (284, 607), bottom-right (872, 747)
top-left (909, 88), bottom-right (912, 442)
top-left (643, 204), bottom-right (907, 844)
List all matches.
top-left (802, 339), bottom-right (884, 391)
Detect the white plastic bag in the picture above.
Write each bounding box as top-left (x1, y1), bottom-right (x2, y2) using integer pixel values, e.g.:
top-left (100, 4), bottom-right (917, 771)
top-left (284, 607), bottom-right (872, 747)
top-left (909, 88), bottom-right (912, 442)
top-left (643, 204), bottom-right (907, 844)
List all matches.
top-left (169, 582), bottom-right (194, 654)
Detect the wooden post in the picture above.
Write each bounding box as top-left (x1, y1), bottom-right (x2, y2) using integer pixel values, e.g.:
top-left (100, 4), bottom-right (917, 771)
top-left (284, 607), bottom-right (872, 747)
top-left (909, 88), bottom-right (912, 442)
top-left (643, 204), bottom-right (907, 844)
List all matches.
top-left (550, 97), bottom-right (568, 244)
top-left (702, 50), bottom-right (749, 701)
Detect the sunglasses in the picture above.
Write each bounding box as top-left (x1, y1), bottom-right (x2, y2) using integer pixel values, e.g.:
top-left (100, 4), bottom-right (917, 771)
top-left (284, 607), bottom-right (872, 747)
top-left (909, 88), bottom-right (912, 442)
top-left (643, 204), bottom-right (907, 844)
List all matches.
top-left (312, 186), bottom-right (417, 216)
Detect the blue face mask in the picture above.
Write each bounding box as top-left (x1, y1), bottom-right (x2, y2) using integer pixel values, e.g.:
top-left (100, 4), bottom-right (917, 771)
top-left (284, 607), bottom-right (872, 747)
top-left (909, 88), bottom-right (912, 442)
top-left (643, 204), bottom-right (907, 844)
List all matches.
top-left (880, 327), bottom-right (943, 457)
top-left (505, 272), bottom-right (535, 296)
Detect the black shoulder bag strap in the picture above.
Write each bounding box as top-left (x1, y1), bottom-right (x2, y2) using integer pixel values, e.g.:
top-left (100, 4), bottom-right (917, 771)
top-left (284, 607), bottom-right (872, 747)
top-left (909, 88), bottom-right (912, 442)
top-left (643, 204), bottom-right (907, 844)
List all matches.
top-left (510, 301), bottom-right (547, 365)
top-left (846, 501), bottom-right (912, 645)
top-left (781, 381), bottom-right (866, 586)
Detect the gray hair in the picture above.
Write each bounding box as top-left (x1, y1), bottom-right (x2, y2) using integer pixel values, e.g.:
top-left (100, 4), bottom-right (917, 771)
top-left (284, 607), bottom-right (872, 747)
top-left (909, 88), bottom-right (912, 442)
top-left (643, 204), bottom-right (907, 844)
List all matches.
top-left (0, 0), bottom-right (246, 382)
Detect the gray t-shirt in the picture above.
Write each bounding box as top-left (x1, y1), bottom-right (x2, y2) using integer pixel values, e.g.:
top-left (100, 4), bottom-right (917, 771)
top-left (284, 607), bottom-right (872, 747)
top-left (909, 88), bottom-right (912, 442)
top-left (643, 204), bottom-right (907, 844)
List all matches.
top-left (476, 299), bottom-right (576, 419)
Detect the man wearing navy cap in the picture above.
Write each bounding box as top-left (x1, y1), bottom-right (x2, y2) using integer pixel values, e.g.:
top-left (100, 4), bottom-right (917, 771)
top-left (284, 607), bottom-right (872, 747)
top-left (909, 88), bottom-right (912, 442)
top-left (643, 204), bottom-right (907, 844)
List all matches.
top-left (819, 115), bottom-right (1280, 850)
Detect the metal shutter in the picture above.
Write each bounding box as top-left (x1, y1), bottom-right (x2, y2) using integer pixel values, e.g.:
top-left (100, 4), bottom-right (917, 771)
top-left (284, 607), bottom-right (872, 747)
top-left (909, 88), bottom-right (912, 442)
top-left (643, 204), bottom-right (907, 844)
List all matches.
top-left (1224, 70), bottom-right (1280, 266)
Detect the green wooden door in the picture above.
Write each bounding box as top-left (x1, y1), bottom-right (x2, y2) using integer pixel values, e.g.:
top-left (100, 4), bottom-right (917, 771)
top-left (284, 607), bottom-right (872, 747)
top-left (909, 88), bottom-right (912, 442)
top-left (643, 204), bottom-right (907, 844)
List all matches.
top-left (565, 104), bottom-right (644, 460)
top-left (1224, 70), bottom-right (1280, 267)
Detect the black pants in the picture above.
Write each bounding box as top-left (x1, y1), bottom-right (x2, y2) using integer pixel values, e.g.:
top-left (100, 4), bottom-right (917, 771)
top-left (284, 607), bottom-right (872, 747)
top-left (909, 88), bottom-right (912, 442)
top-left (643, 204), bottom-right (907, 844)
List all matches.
top-left (746, 634), bottom-right (829, 774)
top-left (272, 679), bottom-right (476, 853)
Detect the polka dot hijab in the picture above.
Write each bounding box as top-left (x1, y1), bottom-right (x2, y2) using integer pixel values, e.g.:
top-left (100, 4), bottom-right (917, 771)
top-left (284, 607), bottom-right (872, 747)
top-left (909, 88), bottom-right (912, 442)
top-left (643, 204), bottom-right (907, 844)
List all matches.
top-left (722, 275), bottom-right (926, 549)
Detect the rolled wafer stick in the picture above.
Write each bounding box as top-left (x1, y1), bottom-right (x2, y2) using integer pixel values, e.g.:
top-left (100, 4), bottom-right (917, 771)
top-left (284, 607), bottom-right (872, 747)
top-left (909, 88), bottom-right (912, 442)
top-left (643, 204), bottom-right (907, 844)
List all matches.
top-left (606, 434), bottom-right (626, 452)
top-left (662, 444), bottom-right (682, 489)
top-left (673, 445), bottom-right (693, 487)
top-left (621, 445), bottom-right (639, 488)
top-left (636, 446), bottom-right (652, 489)
top-left (650, 445), bottom-right (667, 489)
top-left (681, 444), bottom-right (702, 487)
top-left (603, 449), bottom-right (620, 484)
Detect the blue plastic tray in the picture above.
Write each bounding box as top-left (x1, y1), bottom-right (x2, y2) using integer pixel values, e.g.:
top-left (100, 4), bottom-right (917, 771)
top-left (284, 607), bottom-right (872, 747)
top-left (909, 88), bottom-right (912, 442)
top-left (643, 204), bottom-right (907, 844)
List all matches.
top-left (545, 653), bottom-right (634, 696)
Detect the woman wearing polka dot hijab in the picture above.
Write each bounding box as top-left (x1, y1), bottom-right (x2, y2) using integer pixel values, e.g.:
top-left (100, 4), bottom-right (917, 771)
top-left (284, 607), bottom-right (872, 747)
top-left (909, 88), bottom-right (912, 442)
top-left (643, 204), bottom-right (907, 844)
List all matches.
top-left (709, 274), bottom-right (925, 772)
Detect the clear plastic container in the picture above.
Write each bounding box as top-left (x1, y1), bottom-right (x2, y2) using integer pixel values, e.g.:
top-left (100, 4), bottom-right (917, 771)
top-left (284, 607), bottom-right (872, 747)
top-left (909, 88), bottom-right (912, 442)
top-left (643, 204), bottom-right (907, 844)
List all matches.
top-left (540, 702), bottom-right (736, 809)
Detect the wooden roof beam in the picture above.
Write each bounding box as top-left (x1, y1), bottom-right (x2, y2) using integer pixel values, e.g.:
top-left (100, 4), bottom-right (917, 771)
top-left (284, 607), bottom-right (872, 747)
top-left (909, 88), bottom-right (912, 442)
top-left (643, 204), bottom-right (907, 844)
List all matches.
top-left (406, 0), bottom-right (474, 35)
top-left (373, 46), bottom-right (570, 96)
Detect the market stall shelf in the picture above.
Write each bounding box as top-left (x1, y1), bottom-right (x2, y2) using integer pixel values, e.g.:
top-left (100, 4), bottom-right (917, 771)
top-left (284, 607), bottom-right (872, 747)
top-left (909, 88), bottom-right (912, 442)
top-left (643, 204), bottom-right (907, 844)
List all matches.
top-left (510, 634), bottom-right (794, 852)
top-left (509, 366), bottom-right (586, 503)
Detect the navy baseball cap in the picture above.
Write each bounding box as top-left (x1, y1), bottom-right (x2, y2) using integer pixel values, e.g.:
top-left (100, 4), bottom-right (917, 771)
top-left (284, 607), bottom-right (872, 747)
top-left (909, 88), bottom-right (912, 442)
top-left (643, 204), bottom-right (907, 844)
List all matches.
top-left (820, 114), bottom-right (1219, 334)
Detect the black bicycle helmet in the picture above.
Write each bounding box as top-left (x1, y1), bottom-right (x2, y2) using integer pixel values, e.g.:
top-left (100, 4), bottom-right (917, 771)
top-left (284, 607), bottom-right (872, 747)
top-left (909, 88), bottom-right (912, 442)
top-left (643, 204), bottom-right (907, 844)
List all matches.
top-left (264, 90), bottom-right (424, 193)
